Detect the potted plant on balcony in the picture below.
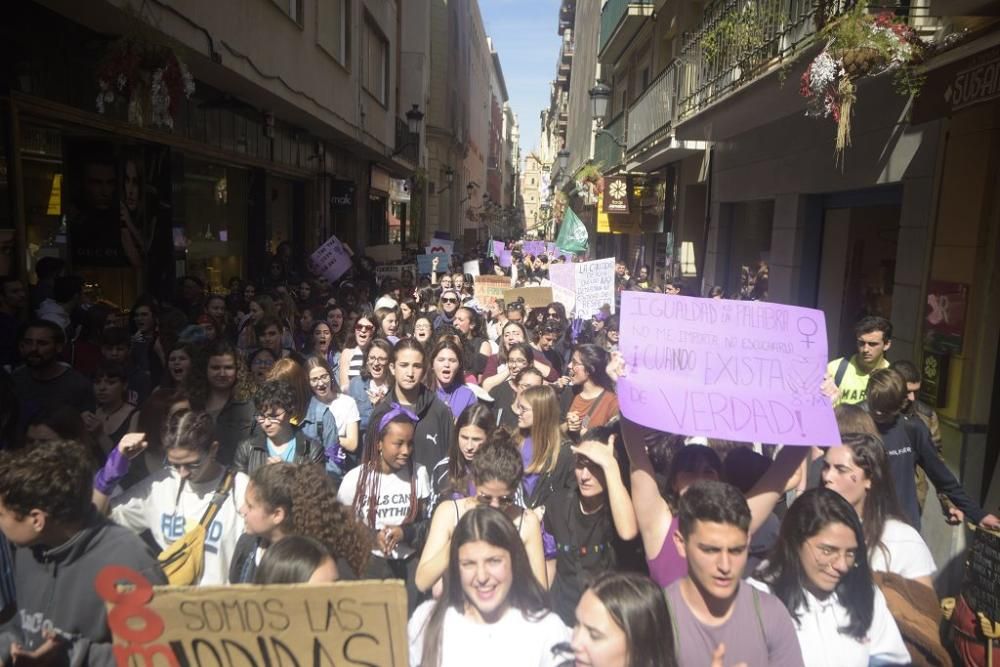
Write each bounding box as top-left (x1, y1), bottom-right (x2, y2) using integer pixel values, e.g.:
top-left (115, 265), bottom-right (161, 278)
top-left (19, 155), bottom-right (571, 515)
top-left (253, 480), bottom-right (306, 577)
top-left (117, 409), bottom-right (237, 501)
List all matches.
top-left (800, 2), bottom-right (924, 164)
top-left (701, 4), bottom-right (779, 80)
top-left (96, 37), bottom-right (195, 130)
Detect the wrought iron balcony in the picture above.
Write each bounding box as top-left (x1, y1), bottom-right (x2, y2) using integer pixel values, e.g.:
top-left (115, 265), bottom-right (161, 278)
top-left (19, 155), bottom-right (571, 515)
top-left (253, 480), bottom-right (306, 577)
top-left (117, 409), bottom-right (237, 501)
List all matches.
top-left (599, 0), bottom-right (655, 64)
top-left (627, 62), bottom-right (679, 155)
top-left (595, 112), bottom-right (626, 170)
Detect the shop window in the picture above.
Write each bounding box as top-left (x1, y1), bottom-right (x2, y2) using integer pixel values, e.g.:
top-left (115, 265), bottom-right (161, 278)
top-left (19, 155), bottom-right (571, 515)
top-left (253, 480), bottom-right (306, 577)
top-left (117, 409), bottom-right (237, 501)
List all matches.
top-left (181, 158), bottom-right (248, 293)
top-left (363, 14), bottom-right (389, 107)
top-left (318, 0), bottom-right (351, 68)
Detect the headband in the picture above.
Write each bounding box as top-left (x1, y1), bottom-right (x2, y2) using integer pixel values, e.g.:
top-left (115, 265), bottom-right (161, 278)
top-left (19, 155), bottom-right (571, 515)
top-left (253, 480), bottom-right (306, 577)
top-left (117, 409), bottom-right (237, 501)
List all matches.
top-left (378, 403), bottom-right (419, 432)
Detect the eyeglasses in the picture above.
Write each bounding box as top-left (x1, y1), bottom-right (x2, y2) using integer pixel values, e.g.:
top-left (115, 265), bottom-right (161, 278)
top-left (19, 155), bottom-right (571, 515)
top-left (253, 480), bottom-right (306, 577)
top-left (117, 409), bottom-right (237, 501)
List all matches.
top-left (164, 454), bottom-right (208, 472)
top-left (368, 356), bottom-right (389, 366)
top-left (255, 411), bottom-right (288, 424)
top-left (807, 540), bottom-right (858, 570)
top-left (355, 323), bottom-right (375, 333)
top-left (476, 492), bottom-right (516, 508)
top-left (309, 373), bottom-right (331, 384)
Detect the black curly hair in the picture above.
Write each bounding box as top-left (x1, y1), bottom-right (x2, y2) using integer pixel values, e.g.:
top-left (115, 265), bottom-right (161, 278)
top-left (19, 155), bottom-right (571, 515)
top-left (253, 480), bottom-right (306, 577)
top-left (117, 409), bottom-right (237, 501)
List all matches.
top-left (0, 440), bottom-right (96, 527)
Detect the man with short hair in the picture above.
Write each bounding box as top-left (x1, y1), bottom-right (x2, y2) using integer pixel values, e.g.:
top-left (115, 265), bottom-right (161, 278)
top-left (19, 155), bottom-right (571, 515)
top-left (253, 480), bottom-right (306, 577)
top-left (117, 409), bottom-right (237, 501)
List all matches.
top-left (825, 315), bottom-right (892, 406)
top-left (0, 278), bottom-right (27, 371)
top-left (665, 480), bottom-right (804, 667)
top-left (0, 440), bottom-right (165, 665)
top-left (866, 368), bottom-right (999, 530)
top-left (12, 320), bottom-right (95, 417)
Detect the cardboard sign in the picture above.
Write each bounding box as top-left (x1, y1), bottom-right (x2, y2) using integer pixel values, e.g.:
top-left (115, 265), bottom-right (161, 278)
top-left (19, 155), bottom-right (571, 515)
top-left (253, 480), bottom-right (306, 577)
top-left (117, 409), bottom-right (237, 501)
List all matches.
top-left (503, 287), bottom-right (553, 310)
top-left (366, 244), bottom-right (402, 263)
top-left (425, 240), bottom-right (454, 256)
top-left (308, 235), bottom-right (353, 283)
top-left (101, 567), bottom-right (409, 666)
top-left (463, 260), bottom-right (480, 277)
top-left (618, 292), bottom-right (839, 446)
top-left (547, 258), bottom-right (615, 318)
top-left (474, 275), bottom-right (510, 302)
top-left (416, 253), bottom-right (451, 275)
top-left (375, 264), bottom-right (415, 284)
top-left (963, 527), bottom-right (1000, 624)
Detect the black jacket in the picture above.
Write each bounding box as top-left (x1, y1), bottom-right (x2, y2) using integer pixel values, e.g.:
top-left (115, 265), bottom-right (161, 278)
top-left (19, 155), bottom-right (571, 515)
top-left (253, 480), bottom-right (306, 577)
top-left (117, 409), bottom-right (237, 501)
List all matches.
top-left (370, 385), bottom-right (453, 473)
top-left (233, 429), bottom-right (326, 476)
top-left (0, 510), bottom-right (165, 666)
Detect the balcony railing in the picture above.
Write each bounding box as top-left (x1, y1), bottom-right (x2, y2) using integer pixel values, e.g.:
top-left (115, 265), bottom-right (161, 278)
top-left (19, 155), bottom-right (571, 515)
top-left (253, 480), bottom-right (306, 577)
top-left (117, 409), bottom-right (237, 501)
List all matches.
top-left (595, 112), bottom-right (625, 170)
top-left (394, 117), bottom-right (418, 164)
top-left (676, 0), bottom-right (848, 120)
top-left (627, 62), bottom-right (678, 154)
top-left (600, 0), bottom-right (654, 55)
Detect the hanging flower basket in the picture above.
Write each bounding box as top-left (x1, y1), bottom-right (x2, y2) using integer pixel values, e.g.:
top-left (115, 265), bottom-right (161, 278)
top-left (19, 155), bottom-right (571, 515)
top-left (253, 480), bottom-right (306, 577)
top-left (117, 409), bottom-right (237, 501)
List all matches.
top-left (800, 3), bottom-right (924, 165)
top-left (96, 37), bottom-right (195, 130)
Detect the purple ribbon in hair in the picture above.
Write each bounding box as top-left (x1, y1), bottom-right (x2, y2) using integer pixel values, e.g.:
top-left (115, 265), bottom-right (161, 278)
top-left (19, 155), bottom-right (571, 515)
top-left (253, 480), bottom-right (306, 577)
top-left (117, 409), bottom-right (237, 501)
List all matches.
top-left (378, 403), bottom-right (419, 432)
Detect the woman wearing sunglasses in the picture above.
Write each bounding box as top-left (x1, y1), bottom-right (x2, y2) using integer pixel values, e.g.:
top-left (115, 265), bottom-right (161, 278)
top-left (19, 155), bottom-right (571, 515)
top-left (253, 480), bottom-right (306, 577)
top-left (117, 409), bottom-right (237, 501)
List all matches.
top-left (749, 488), bottom-right (909, 667)
top-left (337, 308), bottom-right (377, 391)
top-left (416, 435), bottom-right (548, 594)
top-left (433, 289), bottom-right (462, 332)
top-left (97, 408), bottom-right (250, 586)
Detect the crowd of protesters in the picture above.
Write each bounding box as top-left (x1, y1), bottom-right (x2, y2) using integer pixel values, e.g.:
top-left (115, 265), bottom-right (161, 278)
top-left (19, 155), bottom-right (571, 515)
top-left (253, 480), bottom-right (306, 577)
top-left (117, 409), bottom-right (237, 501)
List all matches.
top-left (0, 242), bottom-right (996, 666)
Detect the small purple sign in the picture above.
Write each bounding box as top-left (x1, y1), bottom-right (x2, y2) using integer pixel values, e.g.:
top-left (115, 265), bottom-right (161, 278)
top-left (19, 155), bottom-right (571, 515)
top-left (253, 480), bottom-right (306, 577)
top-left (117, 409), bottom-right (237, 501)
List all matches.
top-left (618, 291), bottom-right (839, 446)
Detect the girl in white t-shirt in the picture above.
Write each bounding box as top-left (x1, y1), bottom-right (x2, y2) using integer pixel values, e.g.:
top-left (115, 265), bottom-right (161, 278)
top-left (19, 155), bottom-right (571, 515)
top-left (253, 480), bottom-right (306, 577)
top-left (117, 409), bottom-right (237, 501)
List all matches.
top-left (337, 403), bottom-right (430, 611)
top-left (305, 355), bottom-right (361, 473)
top-left (751, 488), bottom-right (909, 667)
top-left (105, 409), bottom-right (250, 586)
top-left (822, 432), bottom-right (937, 587)
top-left (408, 506), bottom-right (568, 667)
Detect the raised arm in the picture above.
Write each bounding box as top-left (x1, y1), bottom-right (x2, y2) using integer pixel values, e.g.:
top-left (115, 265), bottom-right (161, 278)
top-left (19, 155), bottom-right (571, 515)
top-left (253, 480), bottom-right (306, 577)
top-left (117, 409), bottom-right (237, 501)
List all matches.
top-left (745, 446), bottom-right (809, 536)
top-left (620, 417), bottom-right (672, 557)
top-left (414, 501), bottom-right (458, 593)
top-left (573, 435), bottom-right (637, 541)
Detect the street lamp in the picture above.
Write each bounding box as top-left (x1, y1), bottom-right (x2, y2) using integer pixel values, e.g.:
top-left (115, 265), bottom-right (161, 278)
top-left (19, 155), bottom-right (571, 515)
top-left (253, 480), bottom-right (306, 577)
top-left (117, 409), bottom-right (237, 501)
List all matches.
top-left (589, 82), bottom-right (626, 148)
top-left (557, 149), bottom-right (570, 173)
top-left (437, 167), bottom-right (455, 194)
top-left (391, 104), bottom-right (425, 158)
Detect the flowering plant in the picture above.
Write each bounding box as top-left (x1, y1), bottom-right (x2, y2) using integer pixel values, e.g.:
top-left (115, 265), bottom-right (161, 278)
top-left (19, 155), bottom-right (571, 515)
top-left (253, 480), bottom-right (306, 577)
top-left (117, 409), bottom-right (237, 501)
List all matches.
top-left (96, 38), bottom-right (195, 130)
top-left (800, 3), bottom-right (923, 163)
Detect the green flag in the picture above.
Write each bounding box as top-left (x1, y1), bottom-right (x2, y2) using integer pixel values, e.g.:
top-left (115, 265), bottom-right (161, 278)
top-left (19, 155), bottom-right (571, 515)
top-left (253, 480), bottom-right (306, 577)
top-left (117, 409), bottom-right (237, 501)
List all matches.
top-left (555, 206), bottom-right (589, 254)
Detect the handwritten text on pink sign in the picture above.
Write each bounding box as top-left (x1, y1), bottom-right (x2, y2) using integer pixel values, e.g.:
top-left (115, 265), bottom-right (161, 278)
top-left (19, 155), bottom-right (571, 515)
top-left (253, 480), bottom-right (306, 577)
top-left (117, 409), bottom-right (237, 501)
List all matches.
top-left (618, 292), bottom-right (839, 446)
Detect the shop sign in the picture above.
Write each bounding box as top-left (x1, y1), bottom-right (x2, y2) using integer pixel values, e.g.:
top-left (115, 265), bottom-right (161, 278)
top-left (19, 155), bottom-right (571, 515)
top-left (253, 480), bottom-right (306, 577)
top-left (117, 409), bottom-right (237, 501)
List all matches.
top-left (330, 179), bottom-right (355, 208)
top-left (919, 349), bottom-right (950, 409)
top-left (924, 281), bottom-right (967, 353)
top-left (604, 175), bottom-right (630, 214)
top-left (913, 39), bottom-right (1000, 122)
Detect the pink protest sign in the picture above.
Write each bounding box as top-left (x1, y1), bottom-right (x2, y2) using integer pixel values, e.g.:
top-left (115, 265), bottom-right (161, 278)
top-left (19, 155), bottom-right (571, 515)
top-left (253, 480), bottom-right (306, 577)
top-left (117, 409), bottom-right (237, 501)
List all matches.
top-left (618, 291), bottom-right (839, 446)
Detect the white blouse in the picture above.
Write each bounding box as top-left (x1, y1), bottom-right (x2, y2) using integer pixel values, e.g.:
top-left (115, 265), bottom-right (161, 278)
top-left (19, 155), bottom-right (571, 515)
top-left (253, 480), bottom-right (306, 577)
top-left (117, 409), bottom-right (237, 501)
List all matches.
top-left (408, 601), bottom-right (568, 667)
top-left (869, 518), bottom-right (937, 580)
top-left (749, 579), bottom-right (910, 666)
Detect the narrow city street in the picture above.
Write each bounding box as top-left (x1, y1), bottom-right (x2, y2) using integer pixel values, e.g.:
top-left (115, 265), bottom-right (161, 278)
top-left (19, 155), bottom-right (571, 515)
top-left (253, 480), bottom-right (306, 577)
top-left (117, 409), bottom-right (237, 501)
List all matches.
top-left (1, 1), bottom-right (1000, 666)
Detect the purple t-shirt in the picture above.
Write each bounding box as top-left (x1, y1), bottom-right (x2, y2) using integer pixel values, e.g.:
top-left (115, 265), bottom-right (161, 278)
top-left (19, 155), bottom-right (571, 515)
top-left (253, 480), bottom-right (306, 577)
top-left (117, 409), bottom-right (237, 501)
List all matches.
top-left (520, 437), bottom-right (556, 558)
top-left (646, 516), bottom-right (687, 587)
top-left (664, 580), bottom-right (805, 667)
top-left (436, 384), bottom-right (478, 420)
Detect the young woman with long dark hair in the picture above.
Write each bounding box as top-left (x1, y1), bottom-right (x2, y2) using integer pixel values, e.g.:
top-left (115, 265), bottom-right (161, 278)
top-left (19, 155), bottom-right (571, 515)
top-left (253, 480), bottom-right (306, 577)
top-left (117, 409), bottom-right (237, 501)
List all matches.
top-left (336, 404), bottom-right (430, 611)
top-left (417, 435), bottom-right (547, 593)
top-left (408, 506), bottom-right (568, 667)
top-left (308, 319), bottom-right (339, 371)
top-left (564, 344), bottom-right (619, 438)
top-left (184, 340), bottom-right (255, 465)
top-left (346, 339), bottom-right (393, 438)
top-left (822, 433), bottom-right (936, 587)
top-left (562, 571), bottom-right (679, 667)
top-left (750, 487), bottom-right (908, 666)
top-left (430, 403), bottom-right (496, 506)
top-left (337, 307), bottom-right (377, 391)
top-left (427, 339), bottom-right (478, 420)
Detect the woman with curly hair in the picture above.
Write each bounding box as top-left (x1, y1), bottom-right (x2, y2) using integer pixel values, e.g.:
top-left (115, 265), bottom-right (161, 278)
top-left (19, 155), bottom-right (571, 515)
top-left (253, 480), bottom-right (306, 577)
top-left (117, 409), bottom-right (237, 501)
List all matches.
top-left (231, 462), bottom-right (370, 583)
top-left (184, 340), bottom-right (255, 465)
top-left (233, 379), bottom-right (325, 476)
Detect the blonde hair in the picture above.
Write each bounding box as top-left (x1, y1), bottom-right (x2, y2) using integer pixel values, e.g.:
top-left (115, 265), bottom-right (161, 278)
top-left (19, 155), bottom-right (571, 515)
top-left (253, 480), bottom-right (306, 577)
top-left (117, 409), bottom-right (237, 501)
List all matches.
top-left (834, 403), bottom-right (878, 438)
top-left (519, 385), bottom-right (563, 475)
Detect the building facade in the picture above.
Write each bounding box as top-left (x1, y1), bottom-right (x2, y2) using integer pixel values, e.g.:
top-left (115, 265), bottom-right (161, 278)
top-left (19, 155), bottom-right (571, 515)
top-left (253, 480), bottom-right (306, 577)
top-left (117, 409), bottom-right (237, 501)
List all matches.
top-left (1, 0), bottom-right (424, 306)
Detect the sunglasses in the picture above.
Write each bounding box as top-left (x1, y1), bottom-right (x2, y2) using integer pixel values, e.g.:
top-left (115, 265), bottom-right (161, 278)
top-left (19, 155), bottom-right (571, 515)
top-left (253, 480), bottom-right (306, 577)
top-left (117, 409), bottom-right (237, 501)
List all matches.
top-left (355, 323), bottom-right (375, 333)
top-left (441, 297), bottom-right (458, 304)
top-left (476, 492), bottom-right (516, 508)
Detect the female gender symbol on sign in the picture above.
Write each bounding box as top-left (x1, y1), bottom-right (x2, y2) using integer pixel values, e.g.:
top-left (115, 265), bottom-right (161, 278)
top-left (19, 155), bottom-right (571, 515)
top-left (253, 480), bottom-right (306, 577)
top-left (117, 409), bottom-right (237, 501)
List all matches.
top-left (796, 316), bottom-right (819, 349)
